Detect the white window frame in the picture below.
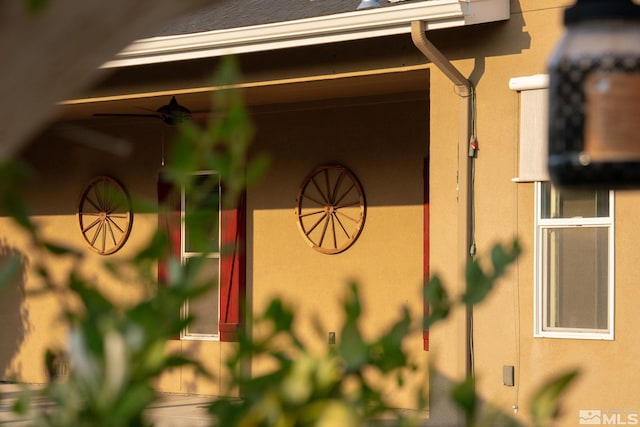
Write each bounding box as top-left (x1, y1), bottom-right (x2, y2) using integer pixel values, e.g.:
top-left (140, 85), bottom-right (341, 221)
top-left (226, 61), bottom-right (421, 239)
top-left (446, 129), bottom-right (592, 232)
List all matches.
top-left (533, 181), bottom-right (615, 340)
top-left (180, 170), bottom-right (221, 341)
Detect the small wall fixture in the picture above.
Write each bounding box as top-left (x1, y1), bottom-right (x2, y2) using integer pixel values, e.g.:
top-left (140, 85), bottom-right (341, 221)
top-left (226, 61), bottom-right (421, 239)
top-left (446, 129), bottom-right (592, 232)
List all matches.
top-left (503, 365), bottom-right (515, 387)
top-left (357, 0), bottom-right (380, 9)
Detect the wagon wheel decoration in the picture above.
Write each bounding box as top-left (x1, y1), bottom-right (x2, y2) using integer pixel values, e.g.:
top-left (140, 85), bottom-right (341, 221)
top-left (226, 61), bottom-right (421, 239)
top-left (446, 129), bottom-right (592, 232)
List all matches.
top-left (295, 165), bottom-right (366, 254)
top-left (77, 176), bottom-right (133, 255)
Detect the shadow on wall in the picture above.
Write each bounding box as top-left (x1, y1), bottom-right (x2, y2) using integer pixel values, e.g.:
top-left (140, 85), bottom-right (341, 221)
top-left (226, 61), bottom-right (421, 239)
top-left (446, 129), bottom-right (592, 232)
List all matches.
top-left (426, 0), bottom-right (531, 87)
top-left (0, 241), bottom-right (29, 380)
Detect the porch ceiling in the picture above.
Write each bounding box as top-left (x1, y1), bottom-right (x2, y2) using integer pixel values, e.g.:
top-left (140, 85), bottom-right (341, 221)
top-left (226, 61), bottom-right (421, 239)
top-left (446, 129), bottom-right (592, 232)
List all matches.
top-left (55, 67), bottom-right (429, 123)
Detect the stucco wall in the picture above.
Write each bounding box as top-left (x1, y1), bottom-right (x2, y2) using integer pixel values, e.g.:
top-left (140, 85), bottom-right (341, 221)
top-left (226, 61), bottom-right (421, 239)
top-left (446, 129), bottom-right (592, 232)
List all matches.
top-left (426, 1), bottom-right (640, 425)
top-left (3, 92), bottom-right (431, 404)
top-left (0, 122), bottom-right (241, 394)
top-left (1, 123), bottom-right (166, 383)
top-left (247, 93), bottom-right (430, 406)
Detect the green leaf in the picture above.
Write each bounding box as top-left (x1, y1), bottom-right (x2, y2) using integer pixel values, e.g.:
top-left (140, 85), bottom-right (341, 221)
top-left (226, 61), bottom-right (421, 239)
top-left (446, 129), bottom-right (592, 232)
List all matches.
top-left (462, 260), bottom-right (492, 306)
top-left (530, 370), bottom-right (579, 427)
top-left (451, 377), bottom-right (477, 423)
top-left (462, 240), bottom-right (520, 306)
top-left (373, 307), bottom-right (411, 372)
top-left (134, 229), bottom-right (168, 262)
top-left (0, 253), bottom-right (23, 290)
top-left (26, 0), bottom-right (48, 13)
top-left (213, 56), bottom-right (242, 89)
top-left (246, 153), bottom-right (271, 187)
top-left (338, 319), bottom-right (369, 373)
top-left (337, 284), bottom-right (371, 371)
top-left (11, 388), bottom-right (32, 415)
top-left (423, 275), bottom-right (450, 328)
top-left (0, 161), bottom-right (36, 233)
top-left (343, 283), bottom-right (362, 322)
top-left (166, 138), bottom-right (199, 187)
top-left (491, 240), bottom-right (521, 278)
top-left (3, 193), bottom-right (36, 233)
top-left (69, 273), bottom-right (115, 321)
top-left (110, 384), bottom-right (155, 425)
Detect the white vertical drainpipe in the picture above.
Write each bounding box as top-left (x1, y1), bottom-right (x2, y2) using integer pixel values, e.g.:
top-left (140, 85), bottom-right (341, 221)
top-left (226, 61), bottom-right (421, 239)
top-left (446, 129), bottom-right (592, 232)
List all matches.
top-left (410, 19), bottom-right (474, 377)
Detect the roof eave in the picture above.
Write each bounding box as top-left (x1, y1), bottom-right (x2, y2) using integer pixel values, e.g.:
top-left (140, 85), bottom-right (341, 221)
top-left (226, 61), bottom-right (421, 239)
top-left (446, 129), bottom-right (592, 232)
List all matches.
top-left (101, 0), bottom-right (509, 69)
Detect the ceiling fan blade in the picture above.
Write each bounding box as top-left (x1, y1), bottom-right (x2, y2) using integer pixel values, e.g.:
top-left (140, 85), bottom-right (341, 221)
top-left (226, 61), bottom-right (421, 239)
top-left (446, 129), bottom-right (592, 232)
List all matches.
top-left (92, 97), bottom-right (207, 126)
top-left (93, 113), bottom-right (161, 119)
top-left (189, 111), bottom-right (212, 119)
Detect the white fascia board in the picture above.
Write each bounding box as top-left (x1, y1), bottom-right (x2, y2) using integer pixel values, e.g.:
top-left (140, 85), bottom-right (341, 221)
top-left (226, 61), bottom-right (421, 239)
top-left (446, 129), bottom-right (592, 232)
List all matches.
top-left (103, 0), bottom-right (509, 68)
top-left (509, 74), bottom-right (549, 91)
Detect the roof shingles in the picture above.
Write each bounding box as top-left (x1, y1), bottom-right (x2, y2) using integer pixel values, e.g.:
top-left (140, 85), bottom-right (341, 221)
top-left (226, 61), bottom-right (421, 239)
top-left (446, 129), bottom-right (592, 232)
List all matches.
top-left (155, 0), bottom-right (413, 35)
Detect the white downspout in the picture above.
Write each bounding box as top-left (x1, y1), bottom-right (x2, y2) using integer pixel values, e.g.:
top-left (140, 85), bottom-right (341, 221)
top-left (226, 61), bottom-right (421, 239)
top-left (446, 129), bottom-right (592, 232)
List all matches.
top-left (410, 18), bottom-right (474, 421)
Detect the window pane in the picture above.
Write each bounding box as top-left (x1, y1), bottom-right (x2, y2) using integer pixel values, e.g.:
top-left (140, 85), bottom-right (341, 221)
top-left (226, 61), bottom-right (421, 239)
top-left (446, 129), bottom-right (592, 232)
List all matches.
top-left (544, 227), bottom-right (608, 330)
top-left (186, 257), bottom-right (219, 335)
top-left (541, 182), bottom-right (609, 219)
top-left (185, 174), bottom-right (220, 253)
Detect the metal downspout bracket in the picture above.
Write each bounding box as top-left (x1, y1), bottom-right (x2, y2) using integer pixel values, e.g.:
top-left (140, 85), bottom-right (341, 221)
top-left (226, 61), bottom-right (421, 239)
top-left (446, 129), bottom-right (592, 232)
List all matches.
top-left (411, 21), bottom-right (471, 92)
top-left (411, 18), bottom-right (474, 425)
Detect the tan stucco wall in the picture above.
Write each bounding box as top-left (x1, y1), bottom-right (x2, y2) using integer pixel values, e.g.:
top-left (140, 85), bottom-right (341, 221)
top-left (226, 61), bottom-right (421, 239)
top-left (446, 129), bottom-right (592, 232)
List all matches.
top-left (0, 124), bottom-right (164, 384)
top-left (0, 123), bottom-right (243, 394)
top-left (2, 90), bottom-right (431, 403)
top-left (425, 1), bottom-right (640, 425)
top-left (247, 94), bottom-right (430, 406)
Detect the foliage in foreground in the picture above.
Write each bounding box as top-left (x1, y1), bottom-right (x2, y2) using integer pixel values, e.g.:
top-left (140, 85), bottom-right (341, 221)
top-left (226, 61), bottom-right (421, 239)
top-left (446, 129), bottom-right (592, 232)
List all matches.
top-left (0, 56), bottom-right (576, 426)
top-left (204, 239), bottom-right (577, 427)
top-left (208, 283), bottom-right (421, 427)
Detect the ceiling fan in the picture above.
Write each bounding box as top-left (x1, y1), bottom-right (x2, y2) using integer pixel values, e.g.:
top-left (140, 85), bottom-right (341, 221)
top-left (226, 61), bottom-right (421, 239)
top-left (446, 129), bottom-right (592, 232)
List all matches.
top-left (93, 96), bottom-right (203, 126)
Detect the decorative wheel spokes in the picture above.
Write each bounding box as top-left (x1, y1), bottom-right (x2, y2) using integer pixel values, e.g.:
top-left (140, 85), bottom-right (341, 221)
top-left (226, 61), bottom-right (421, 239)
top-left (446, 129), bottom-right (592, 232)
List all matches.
top-left (295, 165), bottom-right (366, 254)
top-left (78, 176), bottom-right (133, 255)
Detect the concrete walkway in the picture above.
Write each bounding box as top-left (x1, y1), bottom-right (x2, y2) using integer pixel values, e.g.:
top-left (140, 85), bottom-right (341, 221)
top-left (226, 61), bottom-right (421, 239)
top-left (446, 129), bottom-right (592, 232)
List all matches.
top-left (145, 393), bottom-right (214, 427)
top-left (0, 382), bottom-right (213, 426)
top-left (0, 382), bottom-right (432, 426)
